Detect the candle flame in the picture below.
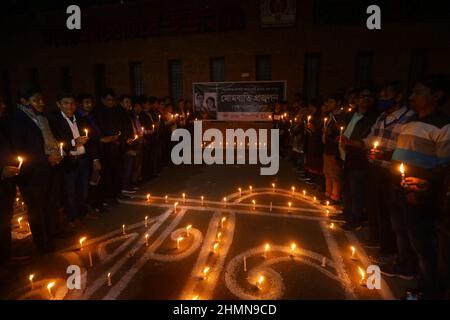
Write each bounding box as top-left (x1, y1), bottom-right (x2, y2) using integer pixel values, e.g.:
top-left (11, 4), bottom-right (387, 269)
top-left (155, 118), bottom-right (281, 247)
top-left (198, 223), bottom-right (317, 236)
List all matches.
top-left (257, 275), bottom-right (265, 287)
top-left (18, 217), bottom-right (23, 226)
top-left (202, 266), bottom-right (210, 279)
top-left (330, 223), bottom-right (335, 230)
top-left (374, 141), bottom-right (379, 149)
top-left (291, 186), bottom-right (295, 192)
top-left (291, 243), bottom-right (296, 254)
top-left (146, 194), bottom-right (150, 201)
top-left (47, 281), bottom-right (55, 290)
top-left (79, 237), bottom-right (87, 246)
top-left (192, 295), bottom-right (199, 300)
top-left (350, 246), bottom-right (356, 256)
top-left (18, 156), bottom-right (23, 162)
top-left (29, 274), bottom-right (34, 281)
top-left (358, 266), bottom-right (366, 281)
top-left (213, 242), bottom-right (219, 253)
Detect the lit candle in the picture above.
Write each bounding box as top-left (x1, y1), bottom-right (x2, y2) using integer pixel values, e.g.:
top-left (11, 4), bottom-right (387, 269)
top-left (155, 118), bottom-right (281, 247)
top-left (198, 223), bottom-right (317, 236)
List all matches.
top-left (177, 236), bottom-right (184, 250)
top-left (134, 134), bottom-right (138, 141)
top-left (373, 141), bottom-right (379, 150)
top-left (223, 197), bottom-right (227, 208)
top-left (79, 237), bottom-right (87, 251)
top-left (290, 243), bottom-right (296, 257)
top-left (238, 188), bottom-right (242, 197)
top-left (186, 224), bottom-right (192, 236)
top-left (165, 195), bottom-right (168, 203)
top-left (158, 114), bottom-right (161, 122)
top-left (264, 243), bottom-right (270, 258)
top-left (200, 196), bottom-right (204, 206)
top-left (174, 202), bottom-right (178, 213)
top-left (18, 217), bottom-right (23, 229)
top-left (152, 124), bottom-right (155, 131)
top-left (288, 202), bottom-right (292, 212)
top-left (400, 163), bottom-right (406, 186)
top-left (29, 274), bottom-right (35, 290)
top-left (59, 142), bottom-right (64, 157)
top-left (107, 273), bottom-right (112, 286)
top-left (47, 281), bottom-right (55, 299)
top-left (256, 275), bottom-right (265, 290)
top-left (145, 234), bottom-right (149, 246)
top-left (220, 217), bottom-right (227, 228)
top-left (350, 246), bottom-right (356, 260)
top-left (339, 127), bottom-right (344, 141)
top-left (122, 224), bottom-right (126, 235)
top-left (213, 242), bottom-right (219, 254)
top-left (202, 266), bottom-right (210, 280)
top-left (17, 156), bottom-right (24, 170)
top-left (146, 194), bottom-right (150, 202)
top-left (252, 200), bottom-right (256, 210)
top-left (144, 216), bottom-right (148, 228)
top-left (329, 223), bottom-right (335, 230)
top-left (270, 202), bottom-right (272, 212)
top-left (243, 256), bottom-right (247, 272)
top-left (249, 185), bottom-right (252, 194)
top-left (313, 196), bottom-right (316, 203)
top-left (326, 200), bottom-right (330, 207)
top-left (358, 267), bottom-right (366, 286)
top-left (272, 183), bottom-right (275, 192)
top-left (141, 127), bottom-right (144, 135)
top-left (88, 251), bottom-right (93, 267)
top-left (326, 209), bottom-right (330, 217)
top-left (84, 129), bottom-right (88, 137)
top-left (303, 189), bottom-right (306, 197)
top-left (217, 232), bottom-right (222, 242)
top-left (291, 186), bottom-right (295, 194)
top-left (192, 295), bottom-right (199, 300)
top-left (307, 115), bottom-right (312, 124)
top-left (182, 193), bottom-right (186, 204)
top-left (323, 117), bottom-right (328, 128)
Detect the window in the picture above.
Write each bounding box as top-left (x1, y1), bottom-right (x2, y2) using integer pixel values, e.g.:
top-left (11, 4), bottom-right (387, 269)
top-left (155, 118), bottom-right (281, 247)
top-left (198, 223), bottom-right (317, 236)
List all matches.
top-left (355, 51), bottom-right (373, 87)
top-left (1, 70), bottom-right (11, 107)
top-left (30, 68), bottom-right (40, 90)
top-left (94, 64), bottom-right (106, 102)
top-left (210, 57), bottom-right (225, 82)
top-left (408, 49), bottom-right (427, 92)
top-left (303, 54), bottom-right (321, 101)
top-left (256, 55), bottom-right (272, 81)
top-left (130, 62), bottom-right (144, 96)
top-left (168, 59), bottom-right (183, 103)
top-left (61, 66), bottom-right (72, 92)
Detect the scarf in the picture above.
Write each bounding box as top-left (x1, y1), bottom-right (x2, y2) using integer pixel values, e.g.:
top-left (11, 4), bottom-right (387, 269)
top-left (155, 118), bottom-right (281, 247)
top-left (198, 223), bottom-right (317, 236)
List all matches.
top-left (18, 104), bottom-right (59, 156)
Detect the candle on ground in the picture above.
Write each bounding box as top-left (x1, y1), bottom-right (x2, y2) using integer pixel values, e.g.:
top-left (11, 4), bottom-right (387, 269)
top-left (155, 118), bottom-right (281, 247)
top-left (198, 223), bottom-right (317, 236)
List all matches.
top-left (145, 216), bottom-right (148, 228)
top-left (321, 257), bottom-right (327, 267)
top-left (272, 183), bottom-right (275, 192)
top-left (79, 237), bottom-right (87, 250)
top-left (186, 225), bottom-right (192, 236)
top-left (18, 217), bottom-right (23, 229)
top-left (177, 236), bottom-right (184, 250)
top-left (252, 200), bottom-right (256, 210)
top-left (29, 274), bottom-right (35, 290)
top-left (146, 194), bottom-right (150, 202)
top-left (202, 267), bottom-right (210, 280)
top-left (47, 281), bottom-right (55, 299)
top-left (145, 234), bottom-right (149, 246)
top-left (290, 243), bottom-right (296, 257)
top-left (358, 267), bottom-right (366, 286)
top-left (249, 186), bottom-right (252, 194)
top-left (291, 186), bottom-right (295, 194)
top-left (182, 193), bottom-right (186, 204)
top-left (220, 217), bottom-right (226, 228)
top-left (107, 273), bottom-right (112, 286)
top-left (350, 246), bottom-right (356, 260)
top-left (223, 197), bottom-right (227, 208)
top-left (17, 156), bottom-right (24, 170)
top-left (303, 189), bottom-right (306, 197)
top-left (217, 232), bottom-right (222, 242)
top-left (165, 195), bottom-right (168, 203)
top-left (174, 202), bottom-right (178, 213)
top-left (288, 202), bottom-right (292, 212)
top-left (373, 141), bottom-right (379, 150)
top-left (238, 188), bottom-right (242, 197)
top-left (264, 243), bottom-right (270, 258)
top-left (122, 224), bottom-right (126, 235)
top-left (200, 196), bottom-right (204, 206)
top-left (213, 242), bottom-right (219, 254)
top-left (89, 251), bottom-right (93, 267)
top-left (243, 256), bottom-right (247, 272)
top-left (270, 202), bottom-right (272, 212)
top-left (256, 275), bottom-right (265, 290)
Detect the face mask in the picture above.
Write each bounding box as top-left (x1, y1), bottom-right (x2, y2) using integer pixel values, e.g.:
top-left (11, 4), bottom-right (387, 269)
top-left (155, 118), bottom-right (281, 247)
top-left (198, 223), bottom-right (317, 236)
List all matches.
top-left (376, 99), bottom-right (396, 111)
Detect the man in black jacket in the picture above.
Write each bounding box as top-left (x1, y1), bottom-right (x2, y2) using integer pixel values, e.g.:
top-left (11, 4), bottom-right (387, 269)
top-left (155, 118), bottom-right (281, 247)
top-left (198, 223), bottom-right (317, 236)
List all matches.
top-left (48, 93), bottom-right (101, 227)
top-left (9, 89), bottom-right (62, 253)
top-left (340, 87), bottom-right (380, 231)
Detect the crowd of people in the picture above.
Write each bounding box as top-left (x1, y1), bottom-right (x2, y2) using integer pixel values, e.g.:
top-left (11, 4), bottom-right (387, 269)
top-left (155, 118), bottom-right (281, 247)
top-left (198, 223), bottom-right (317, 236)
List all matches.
top-left (0, 89), bottom-right (196, 262)
top-left (275, 75), bottom-right (450, 299)
top-left (0, 75), bottom-right (449, 299)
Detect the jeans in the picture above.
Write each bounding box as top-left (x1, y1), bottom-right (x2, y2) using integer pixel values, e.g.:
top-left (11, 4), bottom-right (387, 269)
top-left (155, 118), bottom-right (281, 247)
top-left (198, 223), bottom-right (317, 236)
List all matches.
top-left (63, 156), bottom-right (90, 221)
top-left (342, 165), bottom-right (366, 223)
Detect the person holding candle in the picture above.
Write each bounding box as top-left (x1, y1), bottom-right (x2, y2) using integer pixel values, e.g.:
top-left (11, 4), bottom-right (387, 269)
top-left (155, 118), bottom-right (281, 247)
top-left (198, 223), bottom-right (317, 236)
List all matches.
top-left (338, 86), bottom-right (379, 231)
top-left (384, 75), bottom-right (450, 298)
top-left (9, 88), bottom-right (62, 253)
top-left (94, 89), bottom-right (124, 205)
top-left (48, 92), bottom-right (101, 227)
top-left (139, 96), bottom-right (160, 181)
top-left (321, 93), bottom-right (347, 204)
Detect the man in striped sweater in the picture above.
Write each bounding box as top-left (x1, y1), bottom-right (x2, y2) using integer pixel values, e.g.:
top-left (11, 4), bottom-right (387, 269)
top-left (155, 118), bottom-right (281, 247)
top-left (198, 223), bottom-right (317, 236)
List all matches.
top-left (386, 75), bottom-right (450, 299)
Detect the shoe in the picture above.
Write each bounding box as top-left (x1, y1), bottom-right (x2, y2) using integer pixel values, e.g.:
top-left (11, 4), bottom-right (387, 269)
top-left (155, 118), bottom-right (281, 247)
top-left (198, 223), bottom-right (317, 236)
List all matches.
top-left (122, 189), bottom-right (137, 195)
top-left (339, 221), bottom-right (362, 231)
top-left (380, 263), bottom-right (415, 280)
top-left (329, 213), bottom-right (346, 221)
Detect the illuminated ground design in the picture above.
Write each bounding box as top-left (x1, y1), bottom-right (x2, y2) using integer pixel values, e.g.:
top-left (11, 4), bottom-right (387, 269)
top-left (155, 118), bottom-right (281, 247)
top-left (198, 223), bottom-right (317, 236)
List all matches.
top-left (0, 160), bottom-right (414, 300)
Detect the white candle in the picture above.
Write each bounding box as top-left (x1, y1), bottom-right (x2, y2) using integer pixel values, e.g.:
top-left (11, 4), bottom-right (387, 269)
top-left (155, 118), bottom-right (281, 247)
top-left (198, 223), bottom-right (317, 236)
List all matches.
top-left (202, 267), bottom-right (210, 280)
top-left (256, 275), bottom-right (265, 290)
top-left (165, 195), bottom-right (168, 203)
top-left (321, 257), bottom-right (327, 267)
top-left (243, 256), bottom-right (247, 272)
top-left (350, 246), bottom-right (356, 260)
top-left (323, 117), bottom-right (328, 128)
top-left (303, 189), bottom-right (306, 197)
top-left (107, 273), bottom-right (112, 286)
top-left (213, 242), bottom-right (219, 254)
top-left (18, 217), bottom-right (23, 229)
top-left (174, 202), bottom-right (178, 213)
top-left (288, 202), bottom-right (292, 212)
top-left (84, 129), bottom-right (88, 137)
top-left (79, 237), bottom-right (86, 251)
top-left (144, 216), bottom-right (148, 228)
top-left (264, 243), bottom-right (270, 258)
top-left (290, 243), bottom-right (296, 257)
top-left (307, 115), bottom-right (311, 124)
top-left (145, 234), bottom-right (149, 246)
top-left (29, 274), bottom-right (34, 290)
top-left (400, 163), bottom-right (406, 186)
top-left (182, 193), bottom-right (186, 204)
top-left (88, 251), bottom-right (93, 267)
top-left (177, 236), bottom-right (183, 250)
top-left (220, 217), bottom-right (226, 228)
top-left (186, 225), bottom-right (192, 236)
top-left (217, 232), bottom-right (222, 242)
top-left (238, 188), bottom-right (242, 197)
top-left (340, 126), bottom-right (344, 141)
top-left (223, 197), bottom-right (227, 208)
top-left (252, 200), bottom-right (256, 210)
top-left (146, 194), bottom-right (150, 202)
top-left (122, 224), bottom-right (126, 235)
top-left (249, 186), bottom-right (252, 194)
top-left (17, 156), bottom-right (23, 170)
top-left (200, 196), bottom-right (204, 206)
top-left (59, 142), bottom-right (64, 157)
top-left (373, 141), bottom-right (379, 150)
top-left (47, 281), bottom-right (55, 299)
top-left (270, 202), bottom-right (272, 212)
top-left (291, 186), bottom-right (295, 194)
top-left (272, 183), bottom-right (275, 192)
